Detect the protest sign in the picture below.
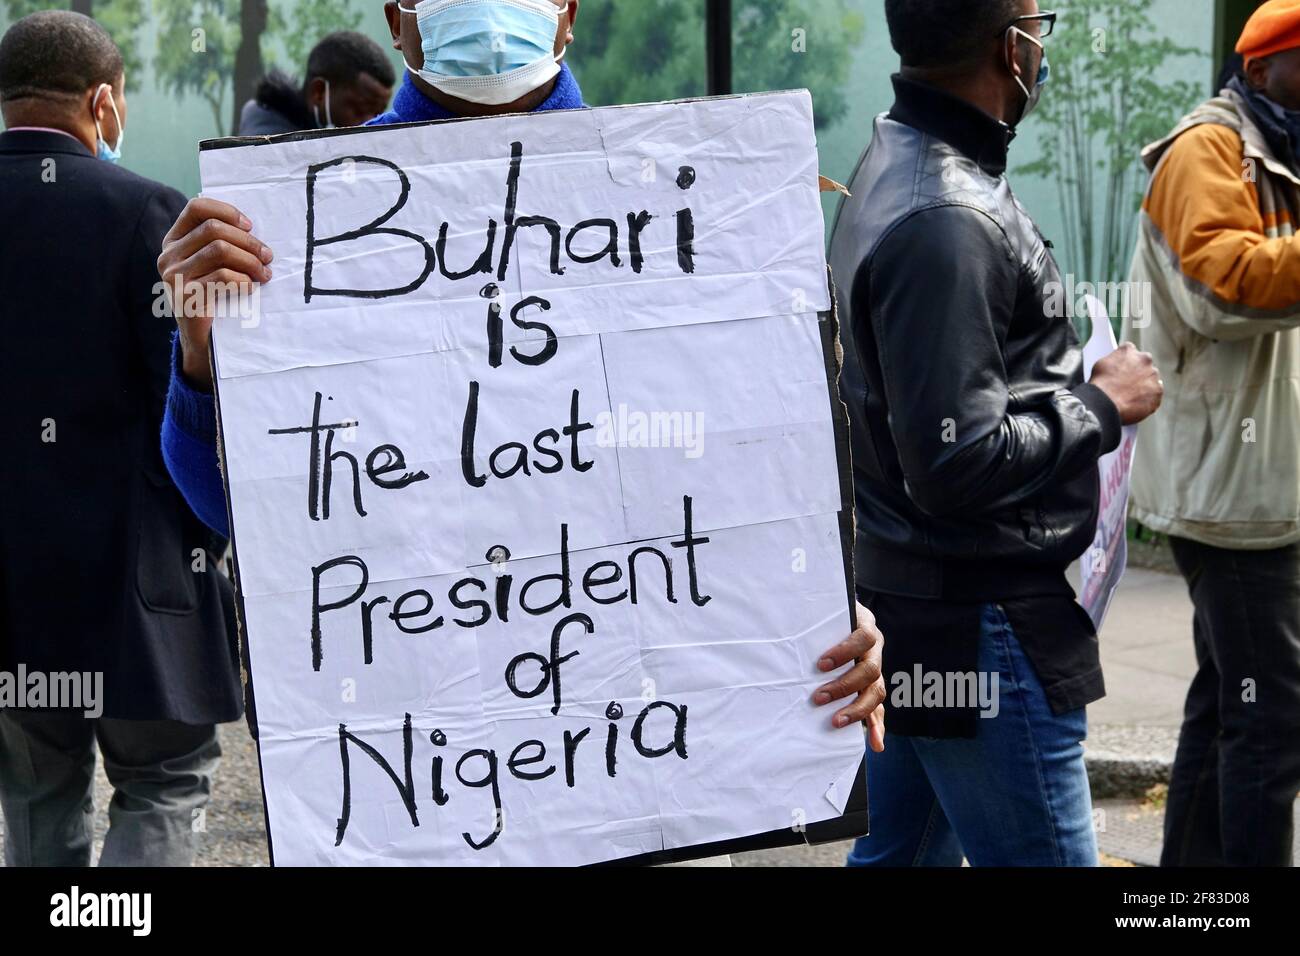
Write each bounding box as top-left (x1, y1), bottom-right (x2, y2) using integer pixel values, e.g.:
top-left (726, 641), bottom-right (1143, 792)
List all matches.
top-left (199, 91), bottom-right (864, 866)
top-left (1078, 295), bottom-right (1138, 632)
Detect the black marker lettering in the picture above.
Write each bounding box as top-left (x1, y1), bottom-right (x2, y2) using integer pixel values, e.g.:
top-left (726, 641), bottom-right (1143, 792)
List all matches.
top-left (507, 295), bottom-right (557, 366)
top-left (335, 713), bottom-right (418, 846)
top-left (671, 495), bottom-right (713, 607)
top-left (305, 156), bottom-right (435, 301)
top-left (366, 444), bottom-right (428, 490)
top-left (437, 219), bottom-right (497, 281)
top-left (311, 554), bottom-right (369, 671)
top-left (626, 211), bottom-right (653, 274)
top-left (460, 381), bottom-right (487, 488)
top-left (675, 207), bottom-right (696, 274)
top-left (389, 588), bottom-right (444, 634)
top-left (565, 218), bottom-right (622, 268)
top-left (564, 389), bottom-right (594, 472)
top-left (449, 577), bottom-right (491, 628)
top-left (430, 730), bottom-right (449, 806)
top-left (455, 749), bottom-right (503, 850)
top-left (507, 740), bottom-right (555, 782)
top-left (562, 727), bottom-right (591, 788)
top-left (632, 701), bottom-right (689, 760)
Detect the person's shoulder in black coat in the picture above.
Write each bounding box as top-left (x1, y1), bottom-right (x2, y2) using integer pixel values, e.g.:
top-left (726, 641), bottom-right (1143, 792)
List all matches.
top-left (0, 129), bottom-right (184, 414)
top-left (0, 129), bottom-right (243, 724)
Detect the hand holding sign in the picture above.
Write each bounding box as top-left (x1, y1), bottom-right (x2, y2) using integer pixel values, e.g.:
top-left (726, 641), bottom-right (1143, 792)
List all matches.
top-left (157, 197), bottom-right (273, 391)
top-left (1078, 295), bottom-right (1148, 632)
top-left (1089, 341), bottom-right (1164, 426)
top-left (817, 602), bottom-right (886, 747)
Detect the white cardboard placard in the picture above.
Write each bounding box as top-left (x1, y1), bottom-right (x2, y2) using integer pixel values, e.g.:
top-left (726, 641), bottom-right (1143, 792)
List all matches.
top-left (200, 91), bottom-right (863, 866)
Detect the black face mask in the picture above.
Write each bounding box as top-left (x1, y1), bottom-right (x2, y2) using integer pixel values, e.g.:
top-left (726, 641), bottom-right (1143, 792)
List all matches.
top-left (1231, 74), bottom-right (1300, 170)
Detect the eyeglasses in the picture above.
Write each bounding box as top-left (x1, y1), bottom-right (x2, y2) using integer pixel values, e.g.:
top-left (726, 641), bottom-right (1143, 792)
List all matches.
top-left (996, 11), bottom-right (1057, 39)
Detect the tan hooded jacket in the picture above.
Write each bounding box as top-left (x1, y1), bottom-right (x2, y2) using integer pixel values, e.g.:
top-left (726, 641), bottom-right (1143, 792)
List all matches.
top-left (1124, 86), bottom-right (1300, 549)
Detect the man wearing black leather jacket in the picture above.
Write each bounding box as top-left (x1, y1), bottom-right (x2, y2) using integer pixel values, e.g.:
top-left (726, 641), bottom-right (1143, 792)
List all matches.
top-left (831, 0), bottom-right (1163, 866)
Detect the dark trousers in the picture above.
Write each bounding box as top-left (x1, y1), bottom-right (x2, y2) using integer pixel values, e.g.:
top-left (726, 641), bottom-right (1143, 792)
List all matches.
top-left (0, 711), bottom-right (220, 866)
top-left (1164, 536), bottom-right (1300, 866)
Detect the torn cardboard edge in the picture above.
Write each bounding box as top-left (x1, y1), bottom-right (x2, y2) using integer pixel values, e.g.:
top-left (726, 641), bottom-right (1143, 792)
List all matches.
top-left (818, 175), bottom-right (851, 197)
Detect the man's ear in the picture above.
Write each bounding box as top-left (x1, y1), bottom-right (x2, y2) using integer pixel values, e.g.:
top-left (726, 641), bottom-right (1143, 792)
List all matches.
top-left (384, 1), bottom-right (403, 50)
top-left (89, 82), bottom-right (116, 131)
top-left (1003, 28), bottom-right (1024, 82)
top-left (565, 0), bottom-right (579, 40)
top-left (304, 76), bottom-right (326, 109)
top-left (552, 0), bottom-right (577, 56)
top-left (1244, 56), bottom-right (1270, 92)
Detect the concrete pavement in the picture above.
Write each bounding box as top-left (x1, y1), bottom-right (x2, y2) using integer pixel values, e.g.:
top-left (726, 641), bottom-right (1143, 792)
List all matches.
top-left (1084, 565), bottom-right (1195, 797)
top-left (1089, 566), bottom-right (1196, 729)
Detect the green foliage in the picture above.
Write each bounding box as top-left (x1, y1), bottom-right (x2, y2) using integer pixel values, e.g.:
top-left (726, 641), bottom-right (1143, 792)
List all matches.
top-left (574, 0), bottom-right (707, 106)
top-left (5, 0), bottom-right (864, 138)
top-left (147, 0), bottom-right (363, 136)
top-left (280, 0), bottom-right (360, 73)
top-left (1015, 0), bottom-right (1206, 284)
top-left (152, 0), bottom-right (238, 135)
top-left (575, 0), bottom-right (864, 131)
top-left (1, 0), bottom-right (146, 90)
top-left (732, 0), bottom-right (865, 130)
top-left (96, 0), bottom-right (145, 88)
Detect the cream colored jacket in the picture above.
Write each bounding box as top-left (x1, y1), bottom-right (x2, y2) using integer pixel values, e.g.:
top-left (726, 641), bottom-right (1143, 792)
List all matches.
top-left (1124, 88), bottom-right (1300, 549)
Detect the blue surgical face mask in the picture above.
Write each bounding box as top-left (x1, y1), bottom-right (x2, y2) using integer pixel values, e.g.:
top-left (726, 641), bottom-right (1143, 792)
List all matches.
top-left (401, 0), bottom-right (564, 106)
top-left (93, 83), bottom-right (124, 163)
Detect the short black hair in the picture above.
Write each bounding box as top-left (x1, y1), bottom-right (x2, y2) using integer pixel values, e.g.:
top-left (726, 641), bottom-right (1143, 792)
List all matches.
top-left (885, 0), bottom-right (1023, 69)
top-left (0, 10), bottom-right (123, 104)
top-left (306, 31), bottom-right (396, 90)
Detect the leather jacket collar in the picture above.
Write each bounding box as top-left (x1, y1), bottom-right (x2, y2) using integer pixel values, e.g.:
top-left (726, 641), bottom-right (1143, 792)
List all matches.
top-left (887, 74), bottom-right (1015, 177)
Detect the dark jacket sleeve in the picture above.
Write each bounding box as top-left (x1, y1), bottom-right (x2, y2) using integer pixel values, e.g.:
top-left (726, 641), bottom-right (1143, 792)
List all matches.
top-left (862, 204), bottom-right (1119, 519)
top-left (125, 183), bottom-right (229, 538)
top-left (128, 184), bottom-right (187, 417)
top-left (130, 184), bottom-right (229, 537)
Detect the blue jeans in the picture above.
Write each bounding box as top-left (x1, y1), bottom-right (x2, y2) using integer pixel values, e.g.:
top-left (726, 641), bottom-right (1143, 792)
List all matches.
top-left (847, 603), bottom-right (1098, 867)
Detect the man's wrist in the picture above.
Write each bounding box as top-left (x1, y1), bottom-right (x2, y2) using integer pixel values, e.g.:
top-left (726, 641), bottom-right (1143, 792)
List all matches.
top-left (1075, 381), bottom-right (1123, 454)
top-left (179, 335), bottom-right (215, 393)
top-left (167, 332), bottom-right (218, 445)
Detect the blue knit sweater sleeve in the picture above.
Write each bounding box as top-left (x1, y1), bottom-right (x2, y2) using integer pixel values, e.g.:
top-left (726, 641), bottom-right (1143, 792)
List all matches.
top-left (161, 333), bottom-right (229, 537)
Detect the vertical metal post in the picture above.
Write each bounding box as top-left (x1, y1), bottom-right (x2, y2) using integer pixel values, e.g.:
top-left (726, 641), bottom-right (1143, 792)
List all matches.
top-left (706, 0), bottom-right (733, 96)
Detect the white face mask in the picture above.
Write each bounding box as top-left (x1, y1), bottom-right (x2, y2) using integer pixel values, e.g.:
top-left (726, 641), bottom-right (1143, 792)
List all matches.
top-left (1006, 27), bottom-right (1050, 124)
top-left (312, 79), bottom-right (335, 129)
top-left (400, 0), bottom-right (565, 107)
top-left (93, 83), bottom-right (124, 162)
